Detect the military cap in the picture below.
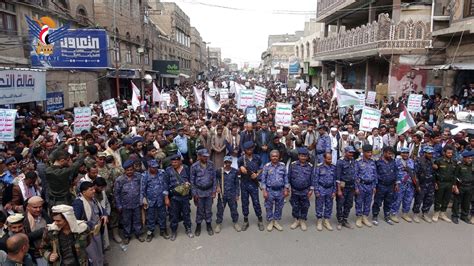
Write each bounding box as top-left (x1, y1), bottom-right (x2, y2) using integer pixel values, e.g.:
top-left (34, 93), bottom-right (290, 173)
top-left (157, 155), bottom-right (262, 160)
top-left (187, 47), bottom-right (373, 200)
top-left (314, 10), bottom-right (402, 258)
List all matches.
top-left (400, 147), bottom-right (410, 153)
top-left (423, 146), bottom-right (434, 153)
top-left (344, 146), bottom-right (356, 153)
top-left (362, 144), bottom-right (373, 152)
top-left (224, 156), bottom-right (233, 162)
top-left (132, 136), bottom-right (144, 144)
top-left (169, 154), bottom-right (181, 160)
top-left (242, 141), bottom-right (255, 150)
top-left (122, 159), bottom-right (135, 169)
top-left (461, 150), bottom-right (474, 158)
top-left (148, 159), bottom-right (159, 168)
top-left (123, 138), bottom-right (133, 145)
top-left (197, 149), bottom-right (210, 157)
top-left (297, 147), bottom-right (309, 155)
top-left (4, 157), bottom-right (16, 165)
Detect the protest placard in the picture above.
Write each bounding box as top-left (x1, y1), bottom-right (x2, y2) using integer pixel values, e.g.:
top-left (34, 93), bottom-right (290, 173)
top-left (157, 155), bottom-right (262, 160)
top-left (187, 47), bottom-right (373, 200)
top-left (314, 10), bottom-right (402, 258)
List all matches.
top-left (246, 106), bottom-right (257, 122)
top-left (354, 94), bottom-right (366, 111)
top-left (366, 91), bottom-right (377, 105)
top-left (74, 107), bottom-right (91, 135)
top-left (161, 93), bottom-right (171, 105)
top-left (275, 103), bottom-right (292, 127)
top-left (238, 90), bottom-right (255, 110)
top-left (254, 86), bottom-right (267, 107)
top-left (407, 94), bottom-right (423, 113)
top-left (359, 106), bottom-right (381, 132)
top-left (101, 99), bottom-right (119, 118)
top-left (0, 109), bottom-right (17, 141)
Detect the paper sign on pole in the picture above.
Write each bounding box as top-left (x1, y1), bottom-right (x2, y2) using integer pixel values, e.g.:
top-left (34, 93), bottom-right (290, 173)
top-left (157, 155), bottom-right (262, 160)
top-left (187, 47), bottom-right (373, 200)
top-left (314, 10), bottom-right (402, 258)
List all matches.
top-left (238, 90), bottom-right (255, 110)
top-left (407, 94), bottom-right (423, 113)
top-left (366, 91), bottom-right (377, 104)
top-left (74, 107), bottom-right (91, 135)
top-left (161, 93), bottom-right (171, 105)
top-left (354, 94), bottom-right (366, 111)
top-left (101, 99), bottom-right (119, 117)
top-left (275, 103), bottom-right (293, 127)
top-left (309, 86), bottom-right (319, 96)
top-left (253, 86), bottom-right (267, 107)
top-left (0, 109), bottom-right (17, 141)
top-left (359, 106), bottom-right (381, 132)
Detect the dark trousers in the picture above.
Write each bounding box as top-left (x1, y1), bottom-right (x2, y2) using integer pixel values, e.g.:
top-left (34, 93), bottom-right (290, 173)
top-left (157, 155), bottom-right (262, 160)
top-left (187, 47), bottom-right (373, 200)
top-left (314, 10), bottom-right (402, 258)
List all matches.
top-left (290, 193), bottom-right (310, 220)
top-left (216, 196), bottom-right (239, 224)
top-left (146, 205), bottom-right (167, 233)
top-left (412, 182), bottom-right (434, 214)
top-left (170, 198), bottom-right (192, 232)
top-left (452, 187), bottom-right (473, 219)
top-left (434, 182), bottom-right (452, 212)
top-left (196, 196), bottom-right (213, 224)
top-left (241, 181), bottom-right (262, 218)
top-left (372, 184), bottom-right (394, 218)
top-left (121, 208), bottom-right (142, 238)
top-left (336, 186), bottom-right (354, 223)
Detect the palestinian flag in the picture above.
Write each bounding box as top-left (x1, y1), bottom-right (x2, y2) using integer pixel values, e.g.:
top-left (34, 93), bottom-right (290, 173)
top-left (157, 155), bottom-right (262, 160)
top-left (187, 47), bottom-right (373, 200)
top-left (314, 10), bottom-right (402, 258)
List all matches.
top-left (396, 107), bottom-right (416, 135)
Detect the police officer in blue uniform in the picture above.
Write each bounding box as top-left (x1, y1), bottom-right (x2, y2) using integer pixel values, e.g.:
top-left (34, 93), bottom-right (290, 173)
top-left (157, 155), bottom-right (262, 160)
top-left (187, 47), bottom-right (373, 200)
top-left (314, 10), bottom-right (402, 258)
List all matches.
top-left (238, 141), bottom-right (264, 231)
top-left (164, 154), bottom-right (193, 241)
top-left (372, 147), bottom-right (400, 225)
top-left (141, 159), bottom-right (169, 242)
top-left (190, 149), bottom-right (217, 236)
top-left (114, 159), bottom-right (145, 244)
top-left (413, 146), bottom-right (436, 223)
top-left (314, 152), bottom-right (336, 231)
top-left (316, 126), bottom-right (331, 164)
top-left (392, 147), bottom-right (416, 223)
top-left (336, 146), bottom-right (356, 230)
top-left (215, 156), bottom-right (241, 233)
top-left (354, 144), bottom-right (377, 228)
top-left (288, 147), bottom-right (314, 231)
top-left (261, 150), bottom-right (289, 232)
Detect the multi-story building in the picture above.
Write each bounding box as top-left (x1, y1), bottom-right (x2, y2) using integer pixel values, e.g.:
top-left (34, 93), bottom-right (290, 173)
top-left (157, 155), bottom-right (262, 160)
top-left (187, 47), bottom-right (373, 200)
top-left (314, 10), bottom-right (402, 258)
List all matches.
top-left (315, 0), bottom-right (433, 98)
top-left (261, 41), bottom-right (296, 81)
top-left (201, 41), bottom-right (208, 73)
top-left (268, 32), bottom-right (304, 47)
top-left (431, 0), bottom-right (474, 96)
top-left (190, 27), bottom-right (204, 80)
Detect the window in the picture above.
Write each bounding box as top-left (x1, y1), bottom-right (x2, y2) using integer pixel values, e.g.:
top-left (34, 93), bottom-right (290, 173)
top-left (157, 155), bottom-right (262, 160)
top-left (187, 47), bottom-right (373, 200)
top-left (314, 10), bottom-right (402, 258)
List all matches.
top-left (464, 0), bottom-right (474, 17)
top-left (144, 51), bottom-right (149, 65)
top-left (0, 0), bottom-right (16, 35)
top-left (77, 6), bottom-right (87, 24)
top-left (136, 47), bottom-right (141, 64)
top-left (126, 45), bottom-right (132, 63)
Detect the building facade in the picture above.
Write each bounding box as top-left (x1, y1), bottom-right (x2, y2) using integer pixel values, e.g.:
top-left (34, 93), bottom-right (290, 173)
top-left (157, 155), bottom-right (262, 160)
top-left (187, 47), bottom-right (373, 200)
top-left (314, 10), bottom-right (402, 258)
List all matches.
top-left (208, 47), bottom-right (221, 70)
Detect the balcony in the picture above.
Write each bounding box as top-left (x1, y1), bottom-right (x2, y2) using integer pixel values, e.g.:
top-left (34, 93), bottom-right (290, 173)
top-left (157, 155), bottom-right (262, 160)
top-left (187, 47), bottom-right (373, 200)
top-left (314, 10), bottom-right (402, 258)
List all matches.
top-left (313, 14), bottom-right (431, 61)
top-left (317, 0), bottom-right (357, 23)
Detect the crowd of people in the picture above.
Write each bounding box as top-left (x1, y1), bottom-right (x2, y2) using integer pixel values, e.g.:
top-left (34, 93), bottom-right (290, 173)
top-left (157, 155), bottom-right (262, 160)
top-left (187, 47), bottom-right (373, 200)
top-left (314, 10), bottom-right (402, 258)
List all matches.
top-left (0, 77), bottom-right (473, 265)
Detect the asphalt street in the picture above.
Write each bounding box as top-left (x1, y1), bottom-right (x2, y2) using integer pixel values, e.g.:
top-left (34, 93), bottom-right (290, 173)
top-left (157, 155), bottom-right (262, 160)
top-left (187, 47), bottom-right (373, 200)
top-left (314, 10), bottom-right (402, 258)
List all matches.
top-left (106, 198), bottom-right (474, 265)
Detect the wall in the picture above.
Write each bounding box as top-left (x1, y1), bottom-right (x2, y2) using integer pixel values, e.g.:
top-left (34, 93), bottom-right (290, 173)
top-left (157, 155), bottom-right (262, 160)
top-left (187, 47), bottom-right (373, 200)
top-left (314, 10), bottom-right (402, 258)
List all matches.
top-left (46, 71), bottom-right (100, 107)
top-left (389, 64), bottom-right (428, 97)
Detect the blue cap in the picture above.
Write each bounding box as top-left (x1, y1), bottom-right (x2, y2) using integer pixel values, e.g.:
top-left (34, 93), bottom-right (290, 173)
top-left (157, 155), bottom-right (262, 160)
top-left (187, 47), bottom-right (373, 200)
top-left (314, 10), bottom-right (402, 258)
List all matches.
top-left (362, 144), bottom-right (373, 152)
top-left (423, 146), bottom-right (434, 153)
top-left (4, 157), bottom-right (16, 165)
top-left (224, 156), bottom-right (233, 162)
top-left (243, 141), bottom-right (255, 150)
top-left (123, 138), bottom-right (133, 145)
top-left (400, 147), bottom-right (410, 153)
top-left (461, 150), bottom-right (473, 158)
top-left (197, 149), bottom-right (210, 157)
top-left (148, 159), bottom-right (159, 168)
top-left (164, 130), bottom-right (173, 136)
top-left (344, 146), bottom-right (356, 153)
top-left (122, 159), bottom-right (135, 169)
top-left (297, 147), bottom-right (309, 155)
top-left (169, 154), bottom-right (181, 161)
top-left (132, 136), bottom-right (144, 144)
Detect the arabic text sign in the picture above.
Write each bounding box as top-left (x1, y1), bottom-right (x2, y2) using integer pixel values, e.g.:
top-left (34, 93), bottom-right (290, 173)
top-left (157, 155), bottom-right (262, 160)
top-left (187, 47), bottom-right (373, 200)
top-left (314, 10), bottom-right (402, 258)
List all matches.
top-left (275, 103), bottom-right (293, 127)
top-left (354, 94), bottom-right (366, 111)
top-left (30, 29), bottom-right (108, 69)
top-left (101, 99), bottom-right (119, 118)
top-left (238, 90), bottom-right (255, 110)
top-left (253, 86), bottom-right (267, 107)
top-left (366, 91), bottom-right (376, 104)
top-left (0, 109), bottom-right (17, 141)
top-left (359, 106), bottom-right (381, 132)
top-left (74, 107), bottom-right (91, 135)
top-left (219, 88), bottom-right (229, 102)
top-left (407, 94), bottom-right (423, 113)
top-left (0, 69), bottom-right (46, 105)
top-left (161, 93), bottom-right (171, 105)
top-left (46, 92), bottom-right (64, 112)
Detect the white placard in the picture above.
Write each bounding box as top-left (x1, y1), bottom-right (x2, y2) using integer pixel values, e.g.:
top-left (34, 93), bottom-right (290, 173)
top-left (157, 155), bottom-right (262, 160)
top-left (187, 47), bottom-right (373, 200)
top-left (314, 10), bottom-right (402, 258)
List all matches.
top-left (366, 91), bottom-right (377, 104)
top-left (359, 106), bottom-right (381, 132)
top-left (354, 94), bottom-right (366, 111)
top-left (219, 88), bottom-right (229, 100)
top-left (101, 99), bottom-right (119, 118)
top-left (309, 86), bottom-right (318, 96)
top-left (238, 90), bottom-right (255, 110)
top-left (281, 87), bottom-right (288, 95)
top-left (275, 103), bottom-right (293, 127)
top-left (253, 86), bottom-right (267, 107)
top-left (74, 107), bottom-right (91, 135)
top-left (0, 109), bottom-right (17, 141)
top-left (161, 93), bottom-right (171, 105)
top-left (407, 94), bottom-right (423, 113)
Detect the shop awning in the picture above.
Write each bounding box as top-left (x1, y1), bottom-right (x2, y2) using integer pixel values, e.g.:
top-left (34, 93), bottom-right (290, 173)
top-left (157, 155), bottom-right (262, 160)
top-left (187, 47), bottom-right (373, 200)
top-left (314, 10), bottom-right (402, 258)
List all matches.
top-left (179, 73), bottom-right (190, 79)
top-left (412, 63), bottom-right (474, 71)
top-left (160, 74), bottom-right (178, 78)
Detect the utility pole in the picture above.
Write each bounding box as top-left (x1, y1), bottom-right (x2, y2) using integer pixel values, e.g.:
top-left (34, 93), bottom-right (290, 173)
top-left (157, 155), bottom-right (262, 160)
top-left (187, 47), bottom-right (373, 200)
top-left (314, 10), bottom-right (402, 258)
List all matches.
top-left (113, 0), bottom-right (120, 98)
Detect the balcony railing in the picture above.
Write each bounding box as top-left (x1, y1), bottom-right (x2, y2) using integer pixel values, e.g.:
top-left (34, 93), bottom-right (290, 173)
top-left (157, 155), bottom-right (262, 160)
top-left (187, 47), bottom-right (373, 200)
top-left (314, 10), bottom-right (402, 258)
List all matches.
top-left (313, 14), bottom-right (431, 60)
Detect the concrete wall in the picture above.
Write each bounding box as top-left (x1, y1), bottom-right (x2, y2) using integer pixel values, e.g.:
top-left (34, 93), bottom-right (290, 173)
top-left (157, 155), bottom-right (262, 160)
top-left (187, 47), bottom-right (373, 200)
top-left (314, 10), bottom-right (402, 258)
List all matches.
top-left (46, 71), bottom-right (100, 107)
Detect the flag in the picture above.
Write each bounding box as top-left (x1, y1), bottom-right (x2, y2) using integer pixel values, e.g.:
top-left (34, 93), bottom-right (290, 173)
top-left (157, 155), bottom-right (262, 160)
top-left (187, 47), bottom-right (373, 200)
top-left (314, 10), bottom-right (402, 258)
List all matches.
top-left (335, 81), bottom-right (360, 107)
top-left (177, 91), bottom-right (188, 108)
top-left (152, 83), bottom-right (161, 102)
top-left (205, 92), bottom-right (221, 113)
top-left (396, 107), bottom-right (416, 135)
top-left (131, 81), bottom-right (140, 110)
top-left (193, 86), bottom-right (203, 105)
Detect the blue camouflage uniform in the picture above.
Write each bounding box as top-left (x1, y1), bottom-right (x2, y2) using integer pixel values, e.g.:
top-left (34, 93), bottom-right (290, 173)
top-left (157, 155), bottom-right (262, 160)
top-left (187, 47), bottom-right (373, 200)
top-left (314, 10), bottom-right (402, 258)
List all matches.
top-left (314, 163), bottom-right (336, 219)
top-left (165, 161), bottom-right (192, 233)
top-left (190, 160), bottom-right (217, 225)
top-left (238, 153), bottom-right (263, 219)
top-left (316, 133), bottom-right (331, 164)
top-left (288, 159), bottom-right (314, 221)
top-left (260, 161), bottom-right (289, 221)
top-left (433, 143), bottom-right (443, 160)
top-left (372, 158), bottom-right (399, 219)
top-left (412, 147), bottom-right (435, 215)
top-left (392, 157), bottom-right (415, 215)
top-left (216, 163), bottom-right (240, 224)
top-left (141, 167), bottom-right (168, 234)
top-left (114, 160), bottom-right (143, 238)
top-left (336, 156), bottom-right (356, 224)
top-left (355, 158), bottom-right (377, 217)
